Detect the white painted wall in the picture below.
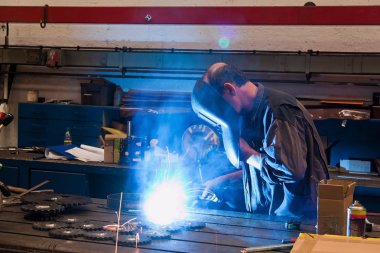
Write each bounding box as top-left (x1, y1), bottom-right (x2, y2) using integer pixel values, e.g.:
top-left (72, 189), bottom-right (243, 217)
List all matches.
top-left (2, 0), bottom-right (380, 52)
top-left (2, 0), bottom-right (380, 147)
top-left (1, 0), bottom-right (380, 52)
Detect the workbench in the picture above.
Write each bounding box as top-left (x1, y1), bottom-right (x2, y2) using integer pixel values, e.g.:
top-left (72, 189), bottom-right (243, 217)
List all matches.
top-left (1, 149), bottom-right (380, 212)
top-left (0, 150), bottom-right (139, 198)
top-left (0, 198), bottom-right (315, 253)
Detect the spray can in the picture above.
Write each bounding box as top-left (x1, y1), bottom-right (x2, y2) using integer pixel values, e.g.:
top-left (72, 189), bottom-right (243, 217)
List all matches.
top-left (347, 200), bottom-right (366, 237)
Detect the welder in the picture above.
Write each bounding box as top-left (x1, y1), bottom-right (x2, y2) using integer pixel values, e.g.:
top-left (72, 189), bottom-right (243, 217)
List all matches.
top-left (191, 62), bottom-right (329, 219)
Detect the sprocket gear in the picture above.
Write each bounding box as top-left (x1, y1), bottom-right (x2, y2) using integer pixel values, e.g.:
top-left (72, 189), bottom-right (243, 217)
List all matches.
top-left (32, 221), bottom-right (68, 231)
top-left (21, 202), bottom-right (65, 215)
top-left (113, 234), bottom-right (151, 246)
top-left (73, 221), bottom-right (107, 231)
top-left (83, 231), bottom-right (115, 241)
top-left (21, 192), bottom-right (91, 208)
top-left (49, 228), bottom-right (83, 239)
top-left (142, 229), bottom-right (171, 240)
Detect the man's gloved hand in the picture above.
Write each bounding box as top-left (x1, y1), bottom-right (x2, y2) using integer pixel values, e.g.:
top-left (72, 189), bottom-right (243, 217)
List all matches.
top-left (200, 170), bottom-right (243, 201)
top-left (240, 138), bottom-right (257, 160)
top-left (240, 138), bottom-right (265, 168)
top-left (200, 177), bottom-right (223, 203)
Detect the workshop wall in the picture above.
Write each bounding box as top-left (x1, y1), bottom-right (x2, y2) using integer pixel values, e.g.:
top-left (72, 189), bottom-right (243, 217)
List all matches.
top-left (2, 0), bottom-right (380, 147)
top-left (2, 0), bottom-right (380, 51)
top-left (0, 68), bottom-right (81, 147)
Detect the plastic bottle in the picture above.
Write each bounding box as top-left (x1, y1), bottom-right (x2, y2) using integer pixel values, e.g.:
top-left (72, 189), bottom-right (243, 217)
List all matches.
top-left (64, 128), bottom-right (72, 145)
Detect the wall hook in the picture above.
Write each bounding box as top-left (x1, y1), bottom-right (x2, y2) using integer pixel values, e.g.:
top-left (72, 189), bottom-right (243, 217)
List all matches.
top-left (145, 14), bottom-right (152, 23)
top-left (40, 4), bottom-right (49, 29)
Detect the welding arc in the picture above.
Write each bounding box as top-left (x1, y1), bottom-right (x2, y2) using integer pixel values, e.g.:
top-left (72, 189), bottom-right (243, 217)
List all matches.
top-left (0, 113), bottom-right (13, 130)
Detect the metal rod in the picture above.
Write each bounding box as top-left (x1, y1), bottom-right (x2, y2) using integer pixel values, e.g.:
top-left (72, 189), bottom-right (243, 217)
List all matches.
top-left (17, 180), bottom-right (50, 198)
top-left (241, 243), bottom-right (294, 253)
top-left (5, 45), bottom-right (380, 56)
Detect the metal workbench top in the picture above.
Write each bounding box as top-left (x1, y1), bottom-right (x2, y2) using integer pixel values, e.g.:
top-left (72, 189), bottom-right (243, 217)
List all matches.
top-left (0, 198), bottom-right (315, 253)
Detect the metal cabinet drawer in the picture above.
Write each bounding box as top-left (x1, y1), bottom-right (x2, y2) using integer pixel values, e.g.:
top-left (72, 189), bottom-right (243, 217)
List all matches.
top-left (0, 164), bottom-right (19, 187)
top-left (18, 103), bottom-right (117, 148)
top-left (19, 132), bottom-right (101, 147)
top-left (19, 103), bottom-right (103, 121)
top-left (19, 118), bottom-right (102, 135)
top-left (31, 170), bottom-right (89, 196)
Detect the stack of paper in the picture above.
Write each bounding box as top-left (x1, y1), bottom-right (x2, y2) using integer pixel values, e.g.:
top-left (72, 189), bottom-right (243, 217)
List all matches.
top-left (66, 144), bottom-right (104, 162)
top-left (45, 144), bottom-right (104, 162)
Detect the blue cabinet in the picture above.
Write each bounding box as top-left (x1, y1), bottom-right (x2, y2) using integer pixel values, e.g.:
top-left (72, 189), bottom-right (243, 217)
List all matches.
top-left (30, 170), bottom-right (89, 196)
top-left (0, 164), bottom-right (19, 187)
top-left (0, 152), bottom-right (136, 198)
top-left (18, 103), bottom-right (118, 147)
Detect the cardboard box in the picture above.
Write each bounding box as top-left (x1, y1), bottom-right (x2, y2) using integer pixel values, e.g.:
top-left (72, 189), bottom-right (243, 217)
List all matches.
top-left (103, 136), bottom-right (125, 164)
top-left (102, 127), bottom-right (127, 164)
top-left (317, 179), bottom-right (356, 235)
top-left (104, 139), bottom-right (114, 164)
top-left (291, 233), bottom-right (380, 253)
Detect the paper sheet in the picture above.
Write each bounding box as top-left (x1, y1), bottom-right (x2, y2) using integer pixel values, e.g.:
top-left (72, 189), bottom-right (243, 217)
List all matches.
top-left (80, 144), bottom-right (104, 156)
top-left (44, 149), bottom-right (68, 160)
top-left (66, 147), bottom-right (104, 162)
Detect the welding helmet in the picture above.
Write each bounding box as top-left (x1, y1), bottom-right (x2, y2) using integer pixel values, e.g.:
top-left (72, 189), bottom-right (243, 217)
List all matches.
top-left (191, 79), bottom-right (241, 168)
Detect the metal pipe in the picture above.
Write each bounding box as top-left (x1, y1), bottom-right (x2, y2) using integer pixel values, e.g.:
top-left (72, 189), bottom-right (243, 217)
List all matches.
top-left (241, 243), bottom-right (294, 252)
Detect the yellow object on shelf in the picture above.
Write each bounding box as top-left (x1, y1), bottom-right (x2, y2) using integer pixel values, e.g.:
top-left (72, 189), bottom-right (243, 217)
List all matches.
top-left (291, 233), bottom-right (380, 253)
top-left (102, 127), bottom-right (126, 164)
top-left (102, 127), bottom-right (127, 138)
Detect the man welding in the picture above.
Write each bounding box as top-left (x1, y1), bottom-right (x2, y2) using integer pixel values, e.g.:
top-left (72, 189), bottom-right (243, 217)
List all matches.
top-left (191, 63), bottom-right (329, 219)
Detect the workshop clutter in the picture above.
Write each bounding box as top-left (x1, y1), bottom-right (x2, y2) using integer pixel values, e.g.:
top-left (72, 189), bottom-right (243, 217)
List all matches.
top-left (81, 79), bottom-right (116, 106)
top-left (104, 135), bottom-right (148, 164)
top-left (317, 179), bottom-right (356, 235)
top-left (103, 127), bottom-right (127, 164)
top-left (0, 102), bottom-right (14, 131)
top-left (102, 122), bottom-right (149, 164)
top-left (291, 233), bottom-right (380, 253)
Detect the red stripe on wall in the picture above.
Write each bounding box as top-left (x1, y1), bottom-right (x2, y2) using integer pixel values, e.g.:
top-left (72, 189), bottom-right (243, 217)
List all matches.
top-left (1, 6), bottom-right (380, 25)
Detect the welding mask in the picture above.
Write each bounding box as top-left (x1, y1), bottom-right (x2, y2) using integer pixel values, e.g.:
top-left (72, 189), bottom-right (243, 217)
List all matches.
top-left (191, 79), bottom-right (241, 168)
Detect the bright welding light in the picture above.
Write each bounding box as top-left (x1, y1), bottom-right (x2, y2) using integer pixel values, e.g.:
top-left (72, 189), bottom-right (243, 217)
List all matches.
top-left (143, 181), bottom-right (187, 225)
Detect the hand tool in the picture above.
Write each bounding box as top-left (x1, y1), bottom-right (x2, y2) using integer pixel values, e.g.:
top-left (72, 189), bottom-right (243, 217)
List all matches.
top-left (285, 220), bottom-right (301, 230)
top-left (0, 181), bottom-right (11, 197)
top-left (2, 180), bottom-right (50, 206)
top-left (0, 113), bottom-right (14, 130)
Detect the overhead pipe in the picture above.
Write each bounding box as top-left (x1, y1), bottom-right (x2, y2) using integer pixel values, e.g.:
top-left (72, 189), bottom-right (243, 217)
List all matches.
top-left (1, 6), bottom-right (380, 25)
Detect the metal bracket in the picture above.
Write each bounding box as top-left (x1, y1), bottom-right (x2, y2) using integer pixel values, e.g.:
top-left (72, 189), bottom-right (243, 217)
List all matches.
top-left (40, 4), bottom-right (48, 29)
top-left (305, 50), bottom-right (312, 82)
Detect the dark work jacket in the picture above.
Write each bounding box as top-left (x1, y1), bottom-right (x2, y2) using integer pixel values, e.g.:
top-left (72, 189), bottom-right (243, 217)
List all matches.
top-left (241, 84), bottom-right (329, 219)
